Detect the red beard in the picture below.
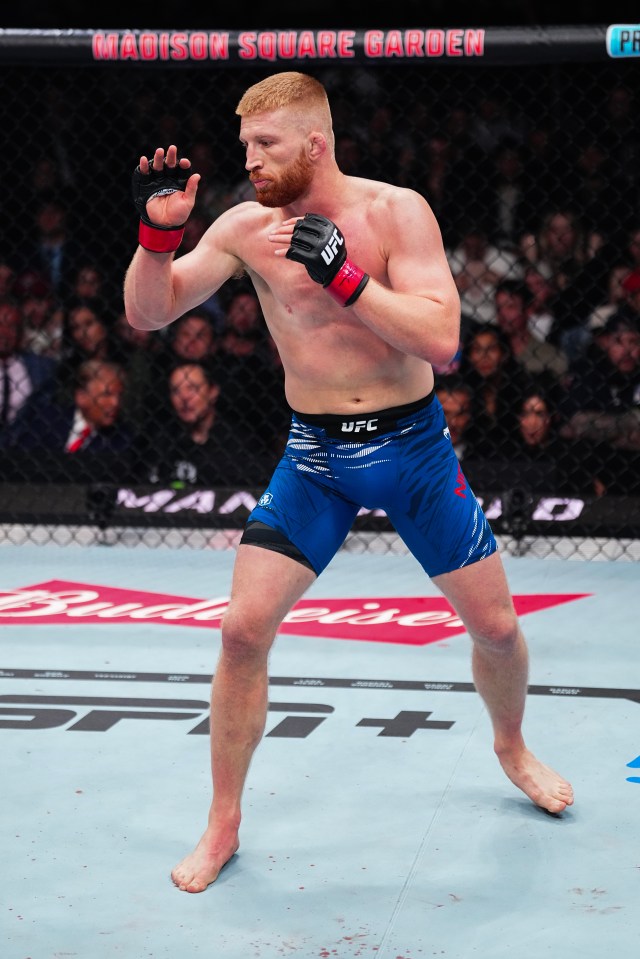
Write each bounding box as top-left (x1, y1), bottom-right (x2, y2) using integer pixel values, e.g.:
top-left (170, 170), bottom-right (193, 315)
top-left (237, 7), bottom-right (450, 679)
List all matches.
top-left (251, 149), bottom-right (314, 208)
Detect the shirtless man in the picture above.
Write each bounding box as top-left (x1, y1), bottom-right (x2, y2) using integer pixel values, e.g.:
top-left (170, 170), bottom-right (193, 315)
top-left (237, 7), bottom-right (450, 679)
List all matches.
top-left (123, 72), bottom-right (573, 894)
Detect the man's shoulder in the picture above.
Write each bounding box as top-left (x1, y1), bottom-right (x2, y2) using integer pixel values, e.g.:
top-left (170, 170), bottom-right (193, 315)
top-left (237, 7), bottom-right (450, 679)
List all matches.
top-left (205, 201), bottom-right (279, 248)
top-left (345, 175), bottom-right (417, 202)
top-left (215, 200), bottom-right (271, 228)
top-left (344, 177), bottom-right (432, 227)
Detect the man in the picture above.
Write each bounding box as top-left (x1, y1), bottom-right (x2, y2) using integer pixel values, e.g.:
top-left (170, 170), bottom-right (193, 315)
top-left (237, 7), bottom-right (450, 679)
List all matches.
top-left (447, 223), bottom-right (523, 325)
top-left (559, 312), bottom-right (640, 456)
top-left (168, 310), bottom-right (219, 364)
top-left (140, 359), bottom-right (272, 487)
top-left (0, 298), bottom-right (57, 444)
top-left (123, 71), bottom-right (573, 894)
top-left (16, 196), bottom-right (86, 306)
top-left (494, 279), bottom-right (568, 382)
top-left (217, 287), bottom-right (290, 454)
top-left (434, 375), bottom-right (474, 461)
top-left (7, 358), bottom-right (133, 461)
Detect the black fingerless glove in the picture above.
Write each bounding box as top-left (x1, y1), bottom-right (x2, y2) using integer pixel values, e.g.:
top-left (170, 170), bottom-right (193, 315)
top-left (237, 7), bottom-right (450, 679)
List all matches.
top-left (286, 213), bottom-right (370, 306)
top-left (132, 161), bottom-right (188, 253)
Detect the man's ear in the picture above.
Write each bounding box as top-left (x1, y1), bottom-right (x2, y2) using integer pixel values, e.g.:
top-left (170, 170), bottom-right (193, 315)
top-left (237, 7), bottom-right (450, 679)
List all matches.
top-left (308, 132), bottom-right (327, 159)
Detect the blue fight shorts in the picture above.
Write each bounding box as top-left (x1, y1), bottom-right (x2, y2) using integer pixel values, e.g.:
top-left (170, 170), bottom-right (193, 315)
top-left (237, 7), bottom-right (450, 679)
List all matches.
top-left (241, 389), bottom-right (497, 577)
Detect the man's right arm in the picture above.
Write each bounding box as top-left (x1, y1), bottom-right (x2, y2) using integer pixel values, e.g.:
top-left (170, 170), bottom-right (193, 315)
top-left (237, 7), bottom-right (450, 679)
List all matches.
top-left (124, 234), bottom-right (240, 332)
top-left (123, 144), bottom-right (242, 331)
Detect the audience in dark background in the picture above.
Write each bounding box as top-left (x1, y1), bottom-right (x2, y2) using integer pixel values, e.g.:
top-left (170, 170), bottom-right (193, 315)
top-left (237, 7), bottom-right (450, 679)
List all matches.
top-left (1, 61), bottom-right (639, 525)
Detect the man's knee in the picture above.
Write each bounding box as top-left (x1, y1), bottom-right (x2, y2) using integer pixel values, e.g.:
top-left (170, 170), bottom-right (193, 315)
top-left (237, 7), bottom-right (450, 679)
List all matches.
top-left (220, 608), bottom-right (274, 662)
top-left (469, 608), bottom-right (520, 653)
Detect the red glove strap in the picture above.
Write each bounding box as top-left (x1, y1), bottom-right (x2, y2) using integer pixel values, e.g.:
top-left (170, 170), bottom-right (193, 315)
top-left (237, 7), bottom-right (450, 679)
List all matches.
top-left (138, 221), bottom-right (185, 253)
top-left (326, 258), bottom-right (370, 307)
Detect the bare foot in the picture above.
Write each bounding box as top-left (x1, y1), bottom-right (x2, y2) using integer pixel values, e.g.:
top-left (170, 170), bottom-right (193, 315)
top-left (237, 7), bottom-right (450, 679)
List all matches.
top-left (497, 745), bottom-right (574, 814)
top-left (171, 827), bottom-right (239, 893)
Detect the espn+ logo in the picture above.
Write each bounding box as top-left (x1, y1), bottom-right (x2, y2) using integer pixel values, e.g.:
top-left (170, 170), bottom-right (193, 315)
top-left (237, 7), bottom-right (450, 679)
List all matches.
top-left (606, 24), bottom-right (640, 57)
top-left (321, 227), bottom-right (344, 265)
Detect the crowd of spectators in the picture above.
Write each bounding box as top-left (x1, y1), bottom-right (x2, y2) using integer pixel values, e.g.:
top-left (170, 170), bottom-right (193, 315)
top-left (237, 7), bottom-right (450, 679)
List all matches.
top-left (1, 73), bottom-right (639, 506)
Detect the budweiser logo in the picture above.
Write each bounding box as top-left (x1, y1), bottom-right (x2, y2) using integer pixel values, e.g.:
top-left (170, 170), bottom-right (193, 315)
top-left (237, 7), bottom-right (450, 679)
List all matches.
top-left (0, 580), bottom-right (590, 646)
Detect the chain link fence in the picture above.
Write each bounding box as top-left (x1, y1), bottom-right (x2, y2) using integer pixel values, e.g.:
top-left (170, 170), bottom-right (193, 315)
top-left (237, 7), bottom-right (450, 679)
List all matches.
top-left (0, 27), bottom-right (639, 558)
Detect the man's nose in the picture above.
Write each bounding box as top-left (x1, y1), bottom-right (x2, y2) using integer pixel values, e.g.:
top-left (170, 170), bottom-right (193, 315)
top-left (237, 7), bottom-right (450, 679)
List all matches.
top-left (245, 148), bottom-right (262, 171)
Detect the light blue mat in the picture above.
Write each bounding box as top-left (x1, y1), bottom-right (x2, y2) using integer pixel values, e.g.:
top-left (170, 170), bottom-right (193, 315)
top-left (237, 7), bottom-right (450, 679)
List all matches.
top-left (1, 543), bottom-right (638, 958)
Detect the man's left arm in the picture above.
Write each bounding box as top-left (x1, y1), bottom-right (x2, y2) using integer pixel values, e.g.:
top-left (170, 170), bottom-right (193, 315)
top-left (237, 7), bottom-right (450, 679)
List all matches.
top-left (279, 192), bottom-right (461, 367)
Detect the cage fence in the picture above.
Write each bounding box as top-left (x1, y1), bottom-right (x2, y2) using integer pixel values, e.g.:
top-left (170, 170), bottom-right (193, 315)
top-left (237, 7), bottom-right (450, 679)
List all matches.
top-left (0, 26), bottom-right (639, 558)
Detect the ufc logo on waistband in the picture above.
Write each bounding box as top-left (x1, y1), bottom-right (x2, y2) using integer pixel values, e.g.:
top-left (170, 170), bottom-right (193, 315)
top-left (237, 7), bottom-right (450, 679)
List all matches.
top-left (341, 418), bottom-right (379, 433)
top-left (321, 228), bottom-right (344, 265)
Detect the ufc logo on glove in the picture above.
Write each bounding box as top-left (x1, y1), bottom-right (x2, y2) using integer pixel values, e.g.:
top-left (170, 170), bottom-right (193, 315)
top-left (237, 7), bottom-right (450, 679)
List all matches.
top-left (321, 228), bottom-right (345, 265)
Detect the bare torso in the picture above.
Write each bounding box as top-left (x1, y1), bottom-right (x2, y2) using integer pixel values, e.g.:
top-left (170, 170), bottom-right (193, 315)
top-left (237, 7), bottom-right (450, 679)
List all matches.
top-left (203, 178), bottom-right (437, 414)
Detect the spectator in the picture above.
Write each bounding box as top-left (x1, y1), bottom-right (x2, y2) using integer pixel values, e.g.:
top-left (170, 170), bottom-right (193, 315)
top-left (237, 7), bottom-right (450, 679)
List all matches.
top-left (358, 102), bottom-right (399, 181)
top-left (0, 258), bottom-right (15, 299)
top-left (139, 360), bottom-right (273, 488)
top-left (470, 93), bottom-right (523, 156)
top-left (485, 381), bottom-right (606, 497)
top-left (334, 131), bottom-right (364, 178)
top-left (435, 376), bottom-right (474, 462)
top-left (518, 122), bottom-right (573, 211)
top-left (622, 225), bottom-right (640, 273)
top-left (447, 224), bottom-right (523, 325)
top-left (570, 136), bottom-right (632, 241)
top-left (13, 269), bottom-right (64, 359)
top-left (410, 133), bottom-right (457, 222)
top-left (586, 263), bottom-right (634, 336)
top-left (494, 280), bottom-right (568, 382)
top-left (442, 103), bottom-right (476, 164)
top-left (111, 309), bottom-right (166, 433)
top-left (589, 84), bottom-right (639, 188)
top-left (55, 299), bottom-right (120, 404)
top-left (189, 140), bottom-right (233, 222)
top-left (219, 289), bottom-right (267, 358)
top-left (618, 269), bottom-right (640, 324)
top-left (559, 312), bottom-right (640, 456)
top-left (217, 287), bottom-right (289, 451)
top-left (4, 358), bottom-right (134, 482)
top-left (16, 195), bottom-right (88, 304)
top-left (67, 262), bottom-right (116, 315)
top-left (113, 308), bottom-right (164, 359)
top-left (521, 207), bottom-right (612, 357)
top-left (0, 298), bottom-right (57, 445)
top-left (458, 323), bottom-right (524, 458)
top-left (158, 309), bottom-right (222, 379)
top-left (522, 263), bottom-right (557, 343)
top-left (519, 208), bottom-right (588, 293)
top-left (480, 139), bottom-right (537, 249)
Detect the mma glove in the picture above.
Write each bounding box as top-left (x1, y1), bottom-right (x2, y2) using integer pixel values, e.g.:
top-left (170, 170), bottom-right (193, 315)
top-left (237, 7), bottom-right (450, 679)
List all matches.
top-left (132, 161), bottom-right (189, 253)
top-left (286, 213), bottom-right (369, 307)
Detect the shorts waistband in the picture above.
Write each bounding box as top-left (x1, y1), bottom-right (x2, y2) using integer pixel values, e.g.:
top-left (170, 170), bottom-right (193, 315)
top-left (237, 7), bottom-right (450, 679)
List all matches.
top-left (290, 388), bottom-right (435, 440)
